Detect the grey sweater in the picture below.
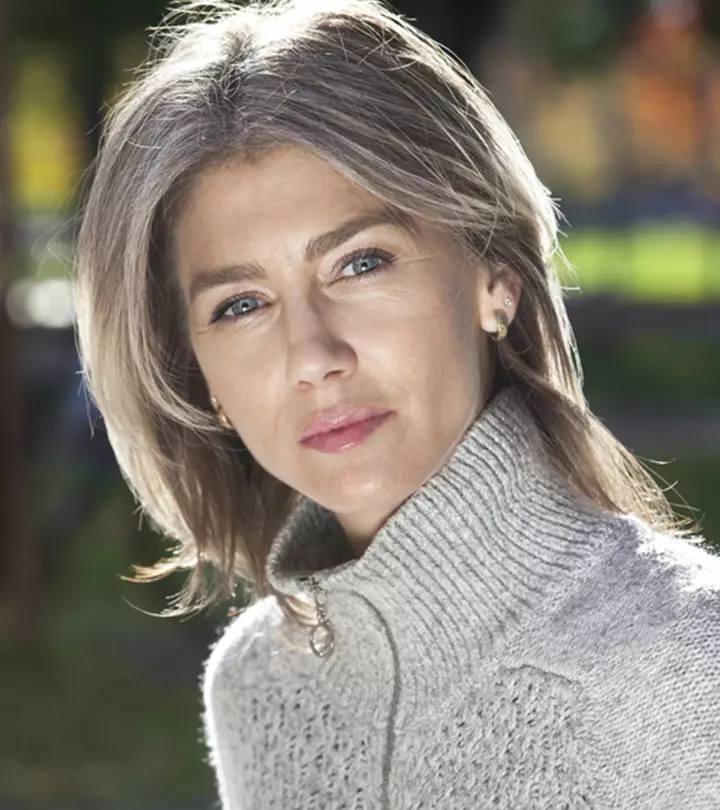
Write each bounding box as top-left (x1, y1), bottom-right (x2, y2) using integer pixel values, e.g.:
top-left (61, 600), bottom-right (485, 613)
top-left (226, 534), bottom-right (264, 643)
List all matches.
top-left (201, 386), bottom-right (720, 809)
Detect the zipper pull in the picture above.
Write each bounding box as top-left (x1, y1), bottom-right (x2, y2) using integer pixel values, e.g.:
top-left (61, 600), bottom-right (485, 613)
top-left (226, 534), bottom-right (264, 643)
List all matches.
top-left (304, 575), bottom-right (335, 658)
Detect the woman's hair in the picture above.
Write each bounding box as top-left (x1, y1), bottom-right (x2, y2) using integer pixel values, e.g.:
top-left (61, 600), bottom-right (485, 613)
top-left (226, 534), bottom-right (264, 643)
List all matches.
top-left (74, 0), bottom-right (700, 629)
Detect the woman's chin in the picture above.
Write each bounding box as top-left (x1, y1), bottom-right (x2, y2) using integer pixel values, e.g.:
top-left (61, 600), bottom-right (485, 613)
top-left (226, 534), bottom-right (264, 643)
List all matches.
top-left (303, 473), bottom-right (406, 518)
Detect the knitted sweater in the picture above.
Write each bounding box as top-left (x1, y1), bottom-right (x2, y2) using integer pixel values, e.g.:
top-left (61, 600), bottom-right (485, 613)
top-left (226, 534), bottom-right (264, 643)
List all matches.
top-left (201, 386), bottom-right (720, 810)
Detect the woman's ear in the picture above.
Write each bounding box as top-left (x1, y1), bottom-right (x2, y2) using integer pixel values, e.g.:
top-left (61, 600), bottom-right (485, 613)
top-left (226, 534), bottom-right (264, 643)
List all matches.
top-left (476, 265), bottom-right (523, 336)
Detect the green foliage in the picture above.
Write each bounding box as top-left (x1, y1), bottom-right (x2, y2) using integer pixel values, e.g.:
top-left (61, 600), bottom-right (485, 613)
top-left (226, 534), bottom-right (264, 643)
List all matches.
top-left (579, 334), bottom-right (720, 403)
top-left (560, 224), bottom-right (720, 302)
top-left (656, 455), bottom-right (720, 548)
top-left (0, 645), bottom-right (214, 804)
top-left (524, 0), bottom-right (648, 73)
top-left (578, 334), bottom-right (720, 548)
top-left (14, 0), bottom-right (168, 45)
top-left (0, 472), bottom-right (227, 805)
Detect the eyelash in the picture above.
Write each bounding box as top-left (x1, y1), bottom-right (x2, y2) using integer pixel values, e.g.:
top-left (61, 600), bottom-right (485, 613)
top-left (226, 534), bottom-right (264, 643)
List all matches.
top-left (208, 247), bottom-right (396, 325)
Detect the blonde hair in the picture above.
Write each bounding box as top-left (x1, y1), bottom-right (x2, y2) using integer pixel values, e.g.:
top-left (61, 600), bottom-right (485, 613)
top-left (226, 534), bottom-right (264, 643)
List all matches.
top-left (74, 0), bottom-right (699, 629)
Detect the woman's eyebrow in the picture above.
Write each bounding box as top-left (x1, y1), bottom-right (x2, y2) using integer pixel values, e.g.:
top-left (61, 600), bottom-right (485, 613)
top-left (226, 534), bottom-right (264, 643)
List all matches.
top-left (187, 207), bottom-right (415, 305)
top-left (303, 208), bottom-right (413, 264)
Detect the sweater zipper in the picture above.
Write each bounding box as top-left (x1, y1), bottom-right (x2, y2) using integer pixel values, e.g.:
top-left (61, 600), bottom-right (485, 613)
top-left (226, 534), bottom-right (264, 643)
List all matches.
top-left (300, 576), bottom-right (398, 810)
top-left (303, 574), bottom-right (335, 658)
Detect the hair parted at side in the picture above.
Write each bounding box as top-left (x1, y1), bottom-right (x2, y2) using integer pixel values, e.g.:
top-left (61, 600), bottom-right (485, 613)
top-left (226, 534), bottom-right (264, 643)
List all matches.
top-left (73, 0), bottom-right (701, 629)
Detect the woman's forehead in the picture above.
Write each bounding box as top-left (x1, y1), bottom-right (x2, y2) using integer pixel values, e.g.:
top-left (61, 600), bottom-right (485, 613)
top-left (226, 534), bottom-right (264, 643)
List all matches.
top-left (176, 148), bottom-right (427, 255)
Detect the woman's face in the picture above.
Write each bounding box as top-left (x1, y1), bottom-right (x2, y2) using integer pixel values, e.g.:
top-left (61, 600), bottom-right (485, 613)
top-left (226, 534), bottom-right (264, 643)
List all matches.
top-left (174, 145), bottom-right (514, 551)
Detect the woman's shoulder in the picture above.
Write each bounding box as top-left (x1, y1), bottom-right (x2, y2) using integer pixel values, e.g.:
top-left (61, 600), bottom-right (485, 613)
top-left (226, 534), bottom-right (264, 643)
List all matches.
top-left (598, 513), bottom-right (720, 619)
top-left (564, 516), bottom-right (720, 803)
top-left (201, 595), bottom-right (286, 700)
top-left (531, 512), bottom-right (720, 673)
top-left (632, 519), bottom-right (720, 596)
top-left (543, 511), bottom-right (720, 697)
top-left (622, 518), bottom-right (720, 661)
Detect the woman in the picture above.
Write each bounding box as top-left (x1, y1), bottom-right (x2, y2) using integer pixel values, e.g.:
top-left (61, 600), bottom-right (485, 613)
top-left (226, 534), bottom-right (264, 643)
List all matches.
top-left (74, 0), bottom-right (720, 807)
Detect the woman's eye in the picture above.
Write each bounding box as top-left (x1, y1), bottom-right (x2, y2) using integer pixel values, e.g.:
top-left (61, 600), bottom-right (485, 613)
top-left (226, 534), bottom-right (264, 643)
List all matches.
top-left (211, 295), bottom-right (262, 324)
top-left (338, 249), bottom-right (393, 280)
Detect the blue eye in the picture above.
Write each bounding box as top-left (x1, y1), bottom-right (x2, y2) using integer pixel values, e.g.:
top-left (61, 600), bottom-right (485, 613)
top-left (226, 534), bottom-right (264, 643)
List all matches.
top-left (338, 248), bottom-right (395, 280)
top-left (340, 252), bottom-right (382, 278)
top-left (210, 295), bottom-right (263, 324)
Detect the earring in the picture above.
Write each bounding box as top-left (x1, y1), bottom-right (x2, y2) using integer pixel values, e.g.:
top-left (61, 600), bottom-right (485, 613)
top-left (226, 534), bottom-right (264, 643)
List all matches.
top-left (209, 395), bottom-right (233, 430)
top-left (491, 309), bottom-right (509, 342)
top-left (503, 297), bottom-right (512, 307)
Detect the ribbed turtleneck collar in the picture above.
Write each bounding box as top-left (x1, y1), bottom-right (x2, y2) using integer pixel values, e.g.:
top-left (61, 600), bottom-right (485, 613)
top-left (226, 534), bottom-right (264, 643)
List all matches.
top-left (266, 385), bottom-right (617, 671)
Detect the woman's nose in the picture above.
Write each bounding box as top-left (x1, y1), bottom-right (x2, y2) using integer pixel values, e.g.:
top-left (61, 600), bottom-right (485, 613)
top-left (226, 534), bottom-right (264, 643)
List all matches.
top-left (282, 297), bottom-right (357, 388)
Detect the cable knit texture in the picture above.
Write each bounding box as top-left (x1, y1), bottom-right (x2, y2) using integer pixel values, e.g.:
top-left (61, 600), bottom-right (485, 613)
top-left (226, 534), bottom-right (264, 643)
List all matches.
top-left (201, 386), bottom-right (720, 810)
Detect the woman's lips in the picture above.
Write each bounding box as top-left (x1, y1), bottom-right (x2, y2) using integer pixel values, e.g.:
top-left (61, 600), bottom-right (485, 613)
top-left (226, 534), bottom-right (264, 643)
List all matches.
top-left (300, 405), bottom-right (392, 441)
top-left (300, 412), bottom-right (393, 453)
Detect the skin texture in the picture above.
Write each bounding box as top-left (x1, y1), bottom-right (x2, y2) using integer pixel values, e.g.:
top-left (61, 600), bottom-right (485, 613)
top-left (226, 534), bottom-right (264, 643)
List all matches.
top-left (174, 145), bottom-right (522, 557)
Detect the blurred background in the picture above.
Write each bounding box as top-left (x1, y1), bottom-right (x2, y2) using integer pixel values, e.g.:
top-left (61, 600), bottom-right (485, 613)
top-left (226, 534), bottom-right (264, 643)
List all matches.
top-left (1, 0), bottom-right (719, 808)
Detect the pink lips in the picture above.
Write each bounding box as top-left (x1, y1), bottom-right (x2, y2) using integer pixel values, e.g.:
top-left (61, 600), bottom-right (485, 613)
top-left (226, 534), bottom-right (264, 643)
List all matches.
top-left (300, 408), bottom-right (393, 454)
